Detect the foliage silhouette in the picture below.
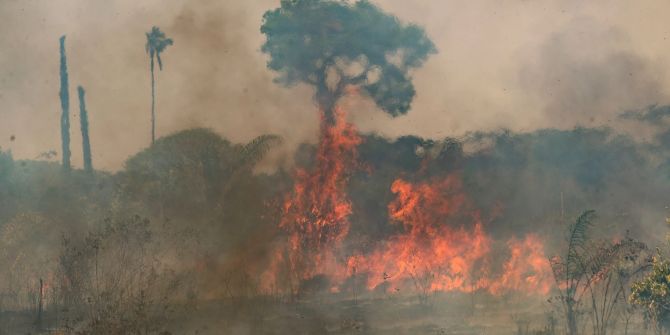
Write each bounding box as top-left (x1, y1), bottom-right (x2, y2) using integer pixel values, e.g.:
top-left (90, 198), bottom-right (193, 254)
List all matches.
top-left (261, 0), bottom-right (436, 123)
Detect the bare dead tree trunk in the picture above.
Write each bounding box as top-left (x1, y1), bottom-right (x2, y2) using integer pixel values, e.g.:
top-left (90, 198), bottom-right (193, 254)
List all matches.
top-left (77, 86), bottom-right (93, 172)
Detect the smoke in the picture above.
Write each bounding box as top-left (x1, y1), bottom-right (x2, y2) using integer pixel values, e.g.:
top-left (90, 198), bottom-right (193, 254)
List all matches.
top-left (345, 123), bottom-right (670, 255)
top-left (165, 1), bottom-right (318, 171)
top-left (2, 1), bottom-right (670, 171)
top-left (2, 0), bottom-right (670, 330)
top-left (519, 17), bottom-right (668, 130)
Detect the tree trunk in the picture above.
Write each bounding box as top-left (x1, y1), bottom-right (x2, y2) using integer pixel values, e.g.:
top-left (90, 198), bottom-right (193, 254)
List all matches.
top-left (36, 278), bottom-right (43, 331)
top-left (567, 301), bottom-right (578, 335)
top-left (77, 86), bottom-right (93, 172)
top-left (59, 36), bottom-right (71, 170)
top-left (624, 314), bottom-right (630, 335)
top-left (150, 55), bottom-right (156, 144)
top-left (315, 66), bottom-right (339, 126)
top-left (317, 94), bottom-right (337, 126)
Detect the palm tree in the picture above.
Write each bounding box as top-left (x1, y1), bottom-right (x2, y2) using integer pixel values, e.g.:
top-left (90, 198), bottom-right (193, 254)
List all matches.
top-left (145, 26), bottom-right (173, 144)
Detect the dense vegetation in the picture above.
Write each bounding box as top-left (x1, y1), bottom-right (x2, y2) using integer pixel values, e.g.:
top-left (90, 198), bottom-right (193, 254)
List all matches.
top-left (1, 122), bottom-right (670, 333)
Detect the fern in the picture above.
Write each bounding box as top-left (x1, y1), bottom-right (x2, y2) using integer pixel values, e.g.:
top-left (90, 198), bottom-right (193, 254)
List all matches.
top-left (566, 210), bottom-right (596, 280)
top-left (239, 135), bottom-right (282, 167)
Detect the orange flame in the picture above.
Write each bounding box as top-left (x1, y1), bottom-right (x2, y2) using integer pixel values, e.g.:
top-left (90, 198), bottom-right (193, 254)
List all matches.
top-left (262, 107), bottom-right (361, 293)
top-left (347, 177), bottom-right (491, 292)
top-left (260, 108), bottom-right (552, 297)
top-left (346, 177), bottom-right (552, 295)
top-left (489, 234), bottom-right (553, 295)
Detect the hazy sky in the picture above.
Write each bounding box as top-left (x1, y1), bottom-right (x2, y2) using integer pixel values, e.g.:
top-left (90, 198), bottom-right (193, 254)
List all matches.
top-left (1, 0), bottom-right (669, 171)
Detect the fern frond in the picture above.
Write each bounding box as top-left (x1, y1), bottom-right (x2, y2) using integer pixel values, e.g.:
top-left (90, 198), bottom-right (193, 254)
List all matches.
top-left (239, 135), bottom-right (282, 167)
top-left (566, 210), bottom-right (596, 280)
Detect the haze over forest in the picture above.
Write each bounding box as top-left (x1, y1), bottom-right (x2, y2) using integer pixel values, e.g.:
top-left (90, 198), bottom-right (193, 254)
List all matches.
top-left (2, 0), bottom-right (670, 170)
top-left (3, 1), bottom-right (670, 334)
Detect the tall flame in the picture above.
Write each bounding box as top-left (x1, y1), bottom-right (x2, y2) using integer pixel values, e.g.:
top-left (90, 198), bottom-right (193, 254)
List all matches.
top-left (262, 107), bottom-right (361, 293)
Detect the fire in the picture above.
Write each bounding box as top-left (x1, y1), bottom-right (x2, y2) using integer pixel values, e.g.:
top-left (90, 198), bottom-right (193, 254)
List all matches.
top-left (489, 235), bottom-right (553, 295)
top-left (260, 107), bottom-right (553, 297)
top-left (262, 107), bottom-right (361, 293)
top-left (348, 178), bottom-right (552, 295)
top-left (348, 177), bottom-right (491, 293)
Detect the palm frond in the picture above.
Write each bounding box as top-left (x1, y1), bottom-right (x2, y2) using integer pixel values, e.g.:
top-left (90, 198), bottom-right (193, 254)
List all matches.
top-left (239, 135), bottom-right (282, 167)
top-left (549, 255), bottom-right (566, 281)
top-left (565, 210), bottom-right (596, 280)
top-left (145, 26), bottom-right (173, 67)
top-left (159, 38), bottom-right (174, 51)
top-left (569, 210), bottom-right (596, 249)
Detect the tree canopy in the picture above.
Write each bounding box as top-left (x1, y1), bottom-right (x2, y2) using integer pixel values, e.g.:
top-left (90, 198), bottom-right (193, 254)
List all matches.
top-left (261, 0), bottom-right (436, 118)
top-left (631, 254), bottom-right (670, 332)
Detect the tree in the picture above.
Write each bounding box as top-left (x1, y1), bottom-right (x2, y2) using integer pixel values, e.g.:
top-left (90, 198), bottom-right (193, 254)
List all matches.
top-left (77, 86), bottom-right (93, 172)
top-left (145, 26), bottom-right (173, 144)
top-left (631, 252), bottom-right (670, 334)
top-left (261, 0), bottom-right (436, 124)
top-left (549, 210), bottom-right (597, 335)
top-left (583, 236), bottom-right (647, 335)
top-left (58, 35), bottom-right (71, 170)
top-left (550, 210), bottom-right (649, 335)
top-left (120, 128), bottom-right (281, 221)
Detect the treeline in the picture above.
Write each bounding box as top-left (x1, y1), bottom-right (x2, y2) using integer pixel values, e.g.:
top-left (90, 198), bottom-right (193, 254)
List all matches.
top-left (350, 125), bottom-right (670, 247)
top-left (1, 121), bottom-right (670, 332)
top-left (0, 129), bottom-right (285, 333)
